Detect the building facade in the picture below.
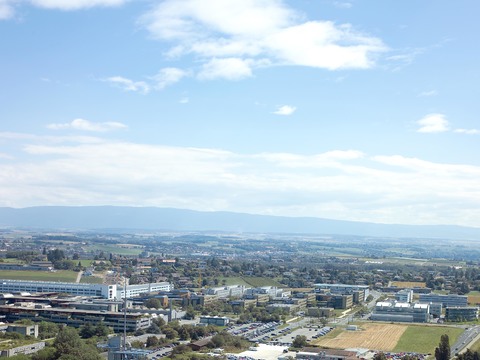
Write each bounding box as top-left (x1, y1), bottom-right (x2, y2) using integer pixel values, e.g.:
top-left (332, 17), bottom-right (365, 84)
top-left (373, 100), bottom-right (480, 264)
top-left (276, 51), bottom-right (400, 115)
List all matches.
top-left (419, 293), bottom-right (468, 307)
top-left (0, 305), bottom-right (150, 332)
top-left (445, 306), bottom-right (479, 322)
top-left (0, 279), bottom-right (116, 299)
top-left (371, 301), bottom-right (429, 323)
top-left (395, 289), bottom-right (413, 303)
top-left (0, 280), bottom-right (173, 300)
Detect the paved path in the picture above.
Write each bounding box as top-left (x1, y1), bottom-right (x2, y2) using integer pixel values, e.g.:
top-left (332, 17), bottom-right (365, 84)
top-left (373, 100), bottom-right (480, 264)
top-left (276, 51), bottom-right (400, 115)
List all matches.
top-left (76, 270), bottom-right (83, 283)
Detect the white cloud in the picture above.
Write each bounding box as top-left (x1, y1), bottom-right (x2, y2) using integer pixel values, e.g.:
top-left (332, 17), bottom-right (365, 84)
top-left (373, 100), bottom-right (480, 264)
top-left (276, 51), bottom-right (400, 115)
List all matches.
top-left (179, 97), bottom-right (189, 104)
top-left (333, 2), bottom-right (353, 9)
top-left (152, 67), bottom-right (189, 89)
top-left (416, 113), bottom-right (449, 133)
top-left (273, 105), bottom-right (296, 116)
top-left (29, 0), bottom-right (126, 10)
top-left (454, 128), bottom-right (480, 135)
top-left (47, 118), bottom-right (128, 132)
top-left (140, 0), bottom-right (386, 79)
top-left (105, 67), bottom-right (189, 93)
top-left (0, 0), bottom-right (126, 19)
top-left (104, 76), bottom-right (150, 94)
top-left (1, 133), bottom-right (480, 226)
top-left (418, 89), bottom-right (438, 97)
top-left (0, 0), bottom-right (16, 19)
top-left (198, 58), bottom-right (254, 80)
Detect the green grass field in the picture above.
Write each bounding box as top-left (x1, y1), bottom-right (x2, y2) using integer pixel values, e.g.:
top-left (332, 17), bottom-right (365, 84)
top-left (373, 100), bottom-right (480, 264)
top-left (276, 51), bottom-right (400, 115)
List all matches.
top-left (243, 277), bottom-right (283, 287)
top-left (468, 337), bottom-right (480, 353)
top-left (91, 244), bottom-right (143, 256)
top-left (0, 270), bottom-right (78, 282)
top-left (216, 276), bottom-right (283, 288)
top-left (394, 325), bottom-right (464, 354)
top-left (80, 276), bottom-right (104, 284)
top-left (218, 277), bottom-right (251, 287)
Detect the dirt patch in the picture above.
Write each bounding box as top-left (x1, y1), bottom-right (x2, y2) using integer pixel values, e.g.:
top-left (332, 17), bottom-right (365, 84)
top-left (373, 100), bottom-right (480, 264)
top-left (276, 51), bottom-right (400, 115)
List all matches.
top-left (314, 323), bottom-right (408, 351)
top-left (390, 281), bottom-right (426, 288)
top-left (468, 295), bottom-right (480, 305)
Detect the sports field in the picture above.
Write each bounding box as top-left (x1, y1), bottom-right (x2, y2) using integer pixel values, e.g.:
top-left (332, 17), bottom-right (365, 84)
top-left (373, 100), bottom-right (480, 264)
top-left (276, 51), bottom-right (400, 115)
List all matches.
top-left (315, 323), bottom-right (464, 353)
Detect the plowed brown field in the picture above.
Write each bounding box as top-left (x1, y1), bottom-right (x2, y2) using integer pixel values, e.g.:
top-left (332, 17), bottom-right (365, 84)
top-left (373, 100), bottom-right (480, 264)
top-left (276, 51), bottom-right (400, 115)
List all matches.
top-left (315, 323), bottom-right (408, 351)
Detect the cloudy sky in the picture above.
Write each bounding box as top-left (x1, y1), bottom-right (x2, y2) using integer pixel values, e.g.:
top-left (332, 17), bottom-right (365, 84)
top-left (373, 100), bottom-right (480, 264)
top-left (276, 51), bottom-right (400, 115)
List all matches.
top-left (1, 0), bottom-right (479, 227)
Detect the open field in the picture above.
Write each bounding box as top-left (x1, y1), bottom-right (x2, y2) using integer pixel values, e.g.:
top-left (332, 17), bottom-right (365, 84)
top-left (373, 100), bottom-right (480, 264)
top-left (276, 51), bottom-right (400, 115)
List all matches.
top-left (467, 291), bottom-right (480, 305)
top-left (315, 323), bottom-right (408, 351)
top-left (0, 269), bottom-right (78, 282)
top-left (243, 277), bottom-right (283, 287)
top-left (468, 337), bottom-right (480, 353)
top-left (314, 323), bottom-right (464, 353)
top-left (90, 244), bottom-right (143, 256)
top-left (390, 281), bottom-right (426, 288)
top-left (218, 277), bottom-right (283, 288)
top-left (80, 276), bottom-right (104, 284)
top-left (394, 325), bottom-right (464, 353)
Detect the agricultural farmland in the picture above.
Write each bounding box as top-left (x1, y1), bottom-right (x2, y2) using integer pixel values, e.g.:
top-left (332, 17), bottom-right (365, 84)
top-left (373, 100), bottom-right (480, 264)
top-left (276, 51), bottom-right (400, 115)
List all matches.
top-left (315, 323), bottom-right (408, 351)
top-left (314, 323), bottom-right (464, 353)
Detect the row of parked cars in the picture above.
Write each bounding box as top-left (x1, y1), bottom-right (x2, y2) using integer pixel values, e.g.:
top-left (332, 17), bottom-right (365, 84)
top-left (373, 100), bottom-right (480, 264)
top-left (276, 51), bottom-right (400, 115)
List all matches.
top-left (311, 326), bottom-right (333, 339)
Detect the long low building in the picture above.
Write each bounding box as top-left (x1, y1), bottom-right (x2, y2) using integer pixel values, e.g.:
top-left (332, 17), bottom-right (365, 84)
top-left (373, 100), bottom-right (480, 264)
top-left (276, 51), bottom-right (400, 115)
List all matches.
top-left (0, 279), bottom-right (116, 299)
top-left (419, 293), bottom-right (468, 307)
top-left (371, 301), bottom-right (429, 323)
top-left (0, 279), bottom-right (173, 300)
top-left (445, 306), bottom-right (479, 322)
top-left (0, 304), bottom-right (151, 332)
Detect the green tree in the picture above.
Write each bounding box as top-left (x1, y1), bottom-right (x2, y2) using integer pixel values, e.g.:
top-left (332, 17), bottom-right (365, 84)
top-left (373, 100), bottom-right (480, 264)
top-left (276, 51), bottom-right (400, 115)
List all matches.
top-left (31, 346), bottom-right (57, 360)
top-left (374, 353), bottom-right (387, 360)
top-left (7, 355), bottom-right (30, 360)
top-left (292, 335), bottom-right (307, 348)
top-left (184, 306), bottom-right (196, 320)
top-left (79, 322), bottom-right (96, 338)
top-left (47, 249), bottom-right (65, 263)
top-left (38, 321), bottom-right (60, 339)
top-left (435, 334), bottom-right (450, 360)
top-left (54, 327), bottom-right (102, 360)
top-left (54, 327), bottom-right (84, 356)
top-left (146, 336), bottom-right (159, 348)
top-left (163, 327), bottom-right (178, 340)
top-left (144, 298), bottom-right (162, 309)
top-left (130, 340), bottom-right (144, 349)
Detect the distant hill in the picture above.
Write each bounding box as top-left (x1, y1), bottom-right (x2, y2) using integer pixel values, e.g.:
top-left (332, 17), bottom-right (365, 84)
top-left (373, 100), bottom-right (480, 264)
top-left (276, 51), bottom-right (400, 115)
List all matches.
top-left (0, 206), bottom-right (479, 240)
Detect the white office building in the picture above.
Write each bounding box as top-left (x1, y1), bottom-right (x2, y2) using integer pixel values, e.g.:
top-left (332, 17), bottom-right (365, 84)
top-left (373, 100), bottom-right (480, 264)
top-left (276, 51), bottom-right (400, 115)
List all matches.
top-left (371, 301), bottom-right (429, 323)
top-left (0, 279), bottom-right (116, 299)
top-left (0, 280), bottom-right (173, 300)
top-left (395, 289), bottom-right (413, 303)
top-left (116, 282), bottom-right (173, 299)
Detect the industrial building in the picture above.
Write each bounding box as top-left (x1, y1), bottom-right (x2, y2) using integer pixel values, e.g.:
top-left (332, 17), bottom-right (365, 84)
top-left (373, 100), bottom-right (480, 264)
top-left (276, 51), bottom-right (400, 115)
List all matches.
top-left (395, 289), bottom-right (413, 303)
top-left (296, 348), bottom-right (357, 360)
top-left (205, 285), bottom-right (246, 298)
top-left (0, 304), bottom-right (151, 332)
top-left (0, 341), bottom-right (45, 358)
top-left (314, 284), bottom-right (368, 305)
top-left (0, 279), bottom-right (172, 300)
top-left (419, 293), bottom-right (468, 307)
top-left (371, 301), bottom-right (430, 323)
top-left (199, 316), bottom-right (230, 326)
top-left (315, 284), bottom-right (369, 296)
top-left (445, 306), bottom-right (479, 322)
top-left (0, 279), bottom-right (116, 299)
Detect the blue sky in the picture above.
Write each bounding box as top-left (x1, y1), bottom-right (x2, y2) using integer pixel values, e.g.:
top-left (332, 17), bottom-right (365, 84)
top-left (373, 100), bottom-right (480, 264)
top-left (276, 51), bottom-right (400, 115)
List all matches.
top-left (1, 0), bottom-right (479, 227)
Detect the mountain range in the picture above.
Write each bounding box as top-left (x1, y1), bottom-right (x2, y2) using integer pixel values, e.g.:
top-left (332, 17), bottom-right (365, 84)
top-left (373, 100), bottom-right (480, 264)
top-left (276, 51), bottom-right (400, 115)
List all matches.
top-left (0, 206), bottom-right (479, 240)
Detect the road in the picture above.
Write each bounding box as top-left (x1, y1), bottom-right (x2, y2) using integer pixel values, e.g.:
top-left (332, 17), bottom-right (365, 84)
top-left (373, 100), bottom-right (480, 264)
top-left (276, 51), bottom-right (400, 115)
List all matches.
top-left (75, 270), bottom-right (83, 283)
top-left (451, 325), bottom-right (480, 356)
